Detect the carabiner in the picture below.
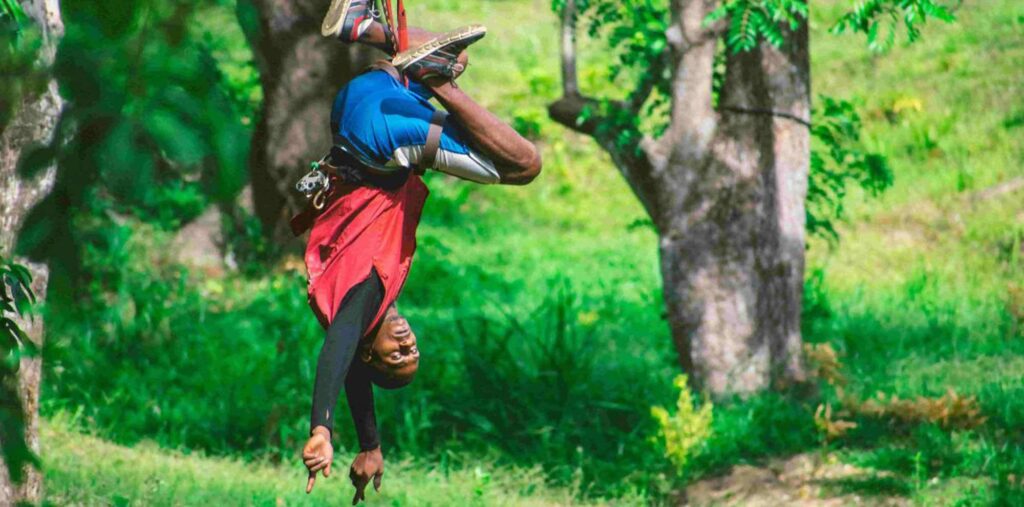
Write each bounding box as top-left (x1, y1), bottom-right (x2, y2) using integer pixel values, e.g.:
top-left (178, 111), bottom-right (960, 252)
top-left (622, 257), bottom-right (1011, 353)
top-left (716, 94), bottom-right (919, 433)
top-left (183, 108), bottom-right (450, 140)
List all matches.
top-left (313, 189), bottom-right (328, 210)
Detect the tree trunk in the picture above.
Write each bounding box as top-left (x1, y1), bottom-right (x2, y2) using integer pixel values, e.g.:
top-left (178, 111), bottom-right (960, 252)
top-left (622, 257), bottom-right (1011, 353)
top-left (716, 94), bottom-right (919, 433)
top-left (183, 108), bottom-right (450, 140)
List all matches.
top-left (241, 0), bottom-right (376, 244)
top-left (0, 0), bottom-right (62, 502)
top-left (660, 21), bottom-right (810, 394)
top-left (551, 0), bottom-right (808, 396)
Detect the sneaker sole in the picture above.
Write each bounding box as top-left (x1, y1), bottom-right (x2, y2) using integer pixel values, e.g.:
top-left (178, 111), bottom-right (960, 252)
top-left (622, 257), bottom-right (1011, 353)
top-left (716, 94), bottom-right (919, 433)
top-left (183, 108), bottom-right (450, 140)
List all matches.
top-left (321, 0), bottom-right (354, 37)
top-left (391, 24), bottom-right (487, 70)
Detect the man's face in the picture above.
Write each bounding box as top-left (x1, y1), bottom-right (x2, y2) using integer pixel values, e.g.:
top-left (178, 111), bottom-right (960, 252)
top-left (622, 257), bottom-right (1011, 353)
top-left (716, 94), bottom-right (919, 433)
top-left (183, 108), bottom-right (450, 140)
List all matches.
top-left (365, 306), bottom-right (420, 379)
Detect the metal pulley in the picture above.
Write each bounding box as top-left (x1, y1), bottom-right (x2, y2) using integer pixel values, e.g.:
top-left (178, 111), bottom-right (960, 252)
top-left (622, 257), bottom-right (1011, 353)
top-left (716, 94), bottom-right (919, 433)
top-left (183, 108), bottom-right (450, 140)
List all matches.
top-left (296, 157), bottom-right (334, 210)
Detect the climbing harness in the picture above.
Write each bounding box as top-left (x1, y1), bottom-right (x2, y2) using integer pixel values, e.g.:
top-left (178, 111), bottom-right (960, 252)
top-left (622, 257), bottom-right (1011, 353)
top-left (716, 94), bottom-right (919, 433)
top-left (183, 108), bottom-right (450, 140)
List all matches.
top-left (291, 0), bottom-right (448, 234)
top-left (290, 70), bottom-right (448, 237)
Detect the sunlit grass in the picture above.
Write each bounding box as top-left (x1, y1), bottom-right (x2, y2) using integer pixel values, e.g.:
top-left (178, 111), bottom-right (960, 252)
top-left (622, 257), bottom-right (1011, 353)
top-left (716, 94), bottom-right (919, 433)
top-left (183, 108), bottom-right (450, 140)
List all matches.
top-left (42, 415), bottom-right (630, 506)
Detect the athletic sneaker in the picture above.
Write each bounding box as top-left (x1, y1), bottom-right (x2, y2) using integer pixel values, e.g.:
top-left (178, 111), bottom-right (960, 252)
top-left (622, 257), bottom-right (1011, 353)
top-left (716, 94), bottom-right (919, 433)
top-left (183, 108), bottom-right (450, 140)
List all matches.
top-left (321, 0), bottom-right (384, 45)
top-left (392, 25), bottom-right (487, 82)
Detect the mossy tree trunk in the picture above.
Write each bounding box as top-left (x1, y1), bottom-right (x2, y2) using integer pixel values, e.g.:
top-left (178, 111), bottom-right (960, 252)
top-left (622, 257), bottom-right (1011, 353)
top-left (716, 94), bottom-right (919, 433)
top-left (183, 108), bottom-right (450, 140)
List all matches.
top-left (0, 0), bottom-right (62, 502)
top-left (550, 0), bottom-right (808, 395)
top-left (241, 0), bottom-right (376, 245)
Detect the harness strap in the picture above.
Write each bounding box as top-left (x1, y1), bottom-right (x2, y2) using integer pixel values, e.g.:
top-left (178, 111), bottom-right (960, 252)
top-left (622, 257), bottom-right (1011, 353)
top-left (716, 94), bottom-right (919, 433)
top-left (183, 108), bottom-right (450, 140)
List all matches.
top-left (415, 110), bottom-right (448, 175)
top-left (366, 59), bottom-right (402, 82)
top-left (291, 111), bottom-right (448, 236)
top-left (379, 0), bottom-right (409, 87)
top-left (291, 202), bottom-right (321, 237)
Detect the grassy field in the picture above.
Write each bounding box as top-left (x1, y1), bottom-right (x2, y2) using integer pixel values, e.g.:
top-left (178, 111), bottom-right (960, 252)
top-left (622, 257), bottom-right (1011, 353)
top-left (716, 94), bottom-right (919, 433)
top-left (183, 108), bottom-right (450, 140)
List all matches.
top-left (39, 0), bottom-right (1024, 505)
top-left (42, 417), bottom-right (631, 506)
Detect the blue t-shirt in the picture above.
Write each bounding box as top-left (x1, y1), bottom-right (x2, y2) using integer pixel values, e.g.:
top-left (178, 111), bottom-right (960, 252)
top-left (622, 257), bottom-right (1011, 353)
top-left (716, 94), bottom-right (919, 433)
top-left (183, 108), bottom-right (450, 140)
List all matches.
top-left (330, 70), bottom-right (475, 167)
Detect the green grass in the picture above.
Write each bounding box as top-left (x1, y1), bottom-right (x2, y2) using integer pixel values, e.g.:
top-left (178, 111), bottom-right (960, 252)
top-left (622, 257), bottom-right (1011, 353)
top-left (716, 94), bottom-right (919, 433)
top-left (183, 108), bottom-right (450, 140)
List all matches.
top-left (38, 0), bottom-right (1024, 504)
top-left (41, 415), bottom-right (631, 506)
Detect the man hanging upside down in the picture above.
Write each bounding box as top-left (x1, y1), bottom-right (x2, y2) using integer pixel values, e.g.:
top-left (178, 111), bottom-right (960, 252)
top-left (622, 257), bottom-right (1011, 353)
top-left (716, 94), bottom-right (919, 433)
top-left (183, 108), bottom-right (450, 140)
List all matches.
top-left (298, 0), bottom-right (541, 502)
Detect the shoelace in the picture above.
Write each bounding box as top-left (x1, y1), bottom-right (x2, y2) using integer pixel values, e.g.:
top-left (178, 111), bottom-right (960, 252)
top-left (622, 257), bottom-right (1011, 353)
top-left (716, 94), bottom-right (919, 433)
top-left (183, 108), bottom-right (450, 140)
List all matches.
top-left (366, 1), bottom-right (381, 20)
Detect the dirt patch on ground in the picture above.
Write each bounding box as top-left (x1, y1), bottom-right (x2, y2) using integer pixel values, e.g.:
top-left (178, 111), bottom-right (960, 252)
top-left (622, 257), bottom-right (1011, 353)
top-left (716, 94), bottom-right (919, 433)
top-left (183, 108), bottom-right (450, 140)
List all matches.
top-left (683, 453), bottom-right (909, 506)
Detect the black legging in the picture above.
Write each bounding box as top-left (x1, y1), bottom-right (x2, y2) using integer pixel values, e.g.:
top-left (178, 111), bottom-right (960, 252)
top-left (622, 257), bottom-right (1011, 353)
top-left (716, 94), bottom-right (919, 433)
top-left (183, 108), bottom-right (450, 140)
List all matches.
top-left (310, 270), bottom-right (383, 451)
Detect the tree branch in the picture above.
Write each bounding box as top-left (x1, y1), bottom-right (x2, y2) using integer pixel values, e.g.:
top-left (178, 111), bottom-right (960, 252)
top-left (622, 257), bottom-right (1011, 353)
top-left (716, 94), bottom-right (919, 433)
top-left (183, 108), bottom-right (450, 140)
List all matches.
top-left (660, 0), bottom-right (720, 152)
top-left (548, 94), bottom-right (663, 222)
top-left (548, 0), bottom-right (673, 223)
top-left (560, 0), bottom-right (579, 97)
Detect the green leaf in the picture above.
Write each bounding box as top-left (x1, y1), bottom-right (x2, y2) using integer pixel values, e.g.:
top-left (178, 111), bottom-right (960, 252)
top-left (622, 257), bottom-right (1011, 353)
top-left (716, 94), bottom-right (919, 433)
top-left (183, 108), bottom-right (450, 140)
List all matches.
top-left (831, 0), bottom-right (956, 52)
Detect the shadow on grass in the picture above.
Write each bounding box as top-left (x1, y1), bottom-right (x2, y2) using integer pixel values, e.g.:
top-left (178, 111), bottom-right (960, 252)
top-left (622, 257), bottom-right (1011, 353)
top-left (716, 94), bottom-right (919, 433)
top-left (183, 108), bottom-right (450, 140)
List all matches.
top-left (818, 474), bottom-right (912, 498)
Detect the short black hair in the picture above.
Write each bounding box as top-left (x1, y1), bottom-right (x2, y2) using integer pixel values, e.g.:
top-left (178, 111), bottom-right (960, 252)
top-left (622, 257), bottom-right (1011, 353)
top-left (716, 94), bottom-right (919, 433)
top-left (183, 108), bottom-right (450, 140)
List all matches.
top-left (365, 365), bottom-right (415, 390)
top-left (351, 356), bottom-right (415, 390)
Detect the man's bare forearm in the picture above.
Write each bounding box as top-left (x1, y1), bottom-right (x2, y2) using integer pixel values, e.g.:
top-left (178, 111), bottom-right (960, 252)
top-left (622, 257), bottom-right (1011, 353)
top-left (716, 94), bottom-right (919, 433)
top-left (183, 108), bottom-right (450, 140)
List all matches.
top-left (427, 81), bottom-right (542, 185)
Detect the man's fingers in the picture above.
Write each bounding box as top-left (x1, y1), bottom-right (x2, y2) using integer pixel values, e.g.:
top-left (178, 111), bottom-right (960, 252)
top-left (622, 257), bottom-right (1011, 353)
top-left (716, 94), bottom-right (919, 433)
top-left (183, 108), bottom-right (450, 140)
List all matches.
top-left (352, 477), bottom-right (368, 505)
top-left (304, 456), bottom-right (326, 469)
top-left (373, 471), bottom-right (382, 492)
top-left (324, 462), bottom-right (332, 477)
top-left (306, 473), bottom-right (316, 494)
top-left (352, 488), bottom-right (366, 506)
top-left (309, 461), bottom-right (329, 473)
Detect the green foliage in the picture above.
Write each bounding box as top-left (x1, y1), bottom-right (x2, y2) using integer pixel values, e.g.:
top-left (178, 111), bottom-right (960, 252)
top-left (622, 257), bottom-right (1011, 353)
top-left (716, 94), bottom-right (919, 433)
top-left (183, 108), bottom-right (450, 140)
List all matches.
top-left (221, 208), bottom-right (281, 277)
top-left (42, 215), bottom-right (675, 497)
top-left (0, 0), bottom-right (28, 25)
top-left (650, 375), bottom-right (713, 475)
top-left (16, 0), bottom-right (252, 287)
top-left (831, 0), bottom-right (956, 52)
top-left (0, 0), bottom-right (48, 132)
top-left (568, 0), bottom-right (671, 86)
top-left (706, 0), bottom-right (808, 52)
top-left (556, 0), bottom-right (898, 241)
top-left (43, 222), bottom-right (319, 456)
top-left (0, 255), bottom-right (40, 484)
top-left (807, 96), bottom-right (893, 241)
top-left (33, 0), bottom-right (1024, 504)
top-left (563, 0), bottom-right (673, 150)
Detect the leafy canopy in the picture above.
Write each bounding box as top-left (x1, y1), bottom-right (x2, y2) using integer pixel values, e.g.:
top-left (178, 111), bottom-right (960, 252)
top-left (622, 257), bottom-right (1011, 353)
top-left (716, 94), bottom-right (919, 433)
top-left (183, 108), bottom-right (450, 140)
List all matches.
top-left (831, 0), bottom-right (956, 52)
top-left (706, 0), bottom-right (807, 52)
top-left (707, 0), bottom-right (956, 54)
top-left (0, 0), bottom-right (49, 132)
top-left (17, 0), bottom-right (254, 291)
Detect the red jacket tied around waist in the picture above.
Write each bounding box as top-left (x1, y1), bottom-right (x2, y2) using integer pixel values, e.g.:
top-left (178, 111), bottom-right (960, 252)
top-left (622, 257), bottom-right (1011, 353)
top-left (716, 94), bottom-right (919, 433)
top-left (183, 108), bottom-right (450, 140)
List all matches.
top-left (305, 176), bottom-right (428, 333)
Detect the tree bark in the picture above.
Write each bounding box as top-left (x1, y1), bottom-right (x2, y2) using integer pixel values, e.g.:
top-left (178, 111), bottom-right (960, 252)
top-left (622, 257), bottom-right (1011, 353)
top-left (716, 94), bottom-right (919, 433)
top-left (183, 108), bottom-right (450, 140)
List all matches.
top-left (242, 0), bottom-right (376, 244)
top-left (0, 0), bottom-right (62, 502)
top-left (660, 17), bottom-right (810, 394)
top-left (551, 0), bottom-right (808, 395)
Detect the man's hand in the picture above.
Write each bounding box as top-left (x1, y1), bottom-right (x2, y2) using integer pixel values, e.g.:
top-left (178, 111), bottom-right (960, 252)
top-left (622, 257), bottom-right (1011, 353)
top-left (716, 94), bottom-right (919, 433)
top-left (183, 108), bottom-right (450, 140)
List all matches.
top-left (302, 426), bottom-right (334, 494)
top-left (349, 447), bottom-right (384, 505)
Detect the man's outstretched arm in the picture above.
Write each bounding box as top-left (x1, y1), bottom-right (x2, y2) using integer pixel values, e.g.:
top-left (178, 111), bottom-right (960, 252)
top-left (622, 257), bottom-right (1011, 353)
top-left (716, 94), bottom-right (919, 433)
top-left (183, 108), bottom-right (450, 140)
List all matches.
top-left (305, 271), bottom-right (384, 493)
top-left (345, 363), bottom-right (384, 504)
